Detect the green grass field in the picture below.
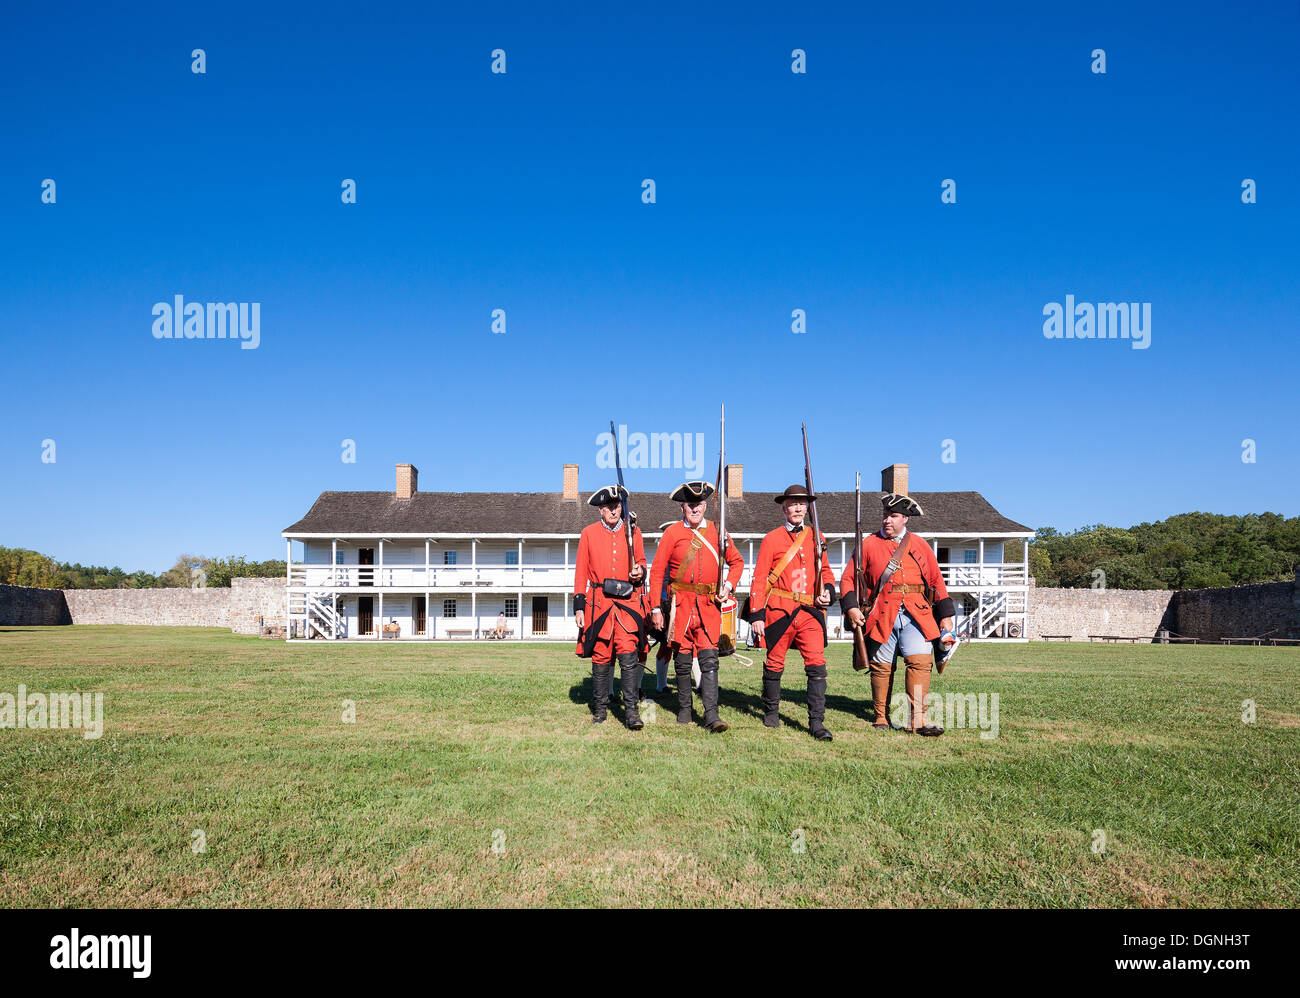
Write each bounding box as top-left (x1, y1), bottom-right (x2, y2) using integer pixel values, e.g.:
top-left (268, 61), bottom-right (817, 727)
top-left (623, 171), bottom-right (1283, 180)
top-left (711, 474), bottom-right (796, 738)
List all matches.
top-left (1, 626), bottom-right (1297, 907)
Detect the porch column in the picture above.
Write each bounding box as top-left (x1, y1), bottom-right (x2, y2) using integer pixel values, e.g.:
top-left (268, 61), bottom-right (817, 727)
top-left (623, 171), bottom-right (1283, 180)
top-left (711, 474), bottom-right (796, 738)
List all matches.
top-left (471, 591), bottom-right (477, 637)
top-left (378, 539), bottom-right (385, 590)
top-left (425, 538), bottom-right (430, 590)
top-left (425, 590), bottom-right (429, 638)
top-left (519, 589), bottom-right (524, 640)
top-left (518, 539), bottom-right (524, 586)
top-left (471, 538), bottom-right (477, 584)
top-left (378, 591), bottom-right (383, 640)
top-left (285, 538), bottom-right (292, 640)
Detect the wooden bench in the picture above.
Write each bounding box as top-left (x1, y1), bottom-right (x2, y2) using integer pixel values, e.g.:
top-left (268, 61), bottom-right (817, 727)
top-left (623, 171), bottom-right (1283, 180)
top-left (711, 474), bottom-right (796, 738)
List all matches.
top-left (1089, 635), bottom-right (1145, 643)
top-left (1267, 638), bottom-right (1300, 646)
top-left (481, 628), bottom-right (516, 640)
top-left (1040, 634), bottom-right (1072, 642)
top-left (445, 628), bottom-right (474, 639)
top-left (381, 623), bottom-right (401, 639)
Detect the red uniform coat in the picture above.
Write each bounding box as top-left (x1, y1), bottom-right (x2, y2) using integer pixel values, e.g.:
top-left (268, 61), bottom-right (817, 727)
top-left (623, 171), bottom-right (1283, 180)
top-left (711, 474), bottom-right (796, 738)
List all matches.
top-left (748, 525), bottom-right (836, 649)
top-left (840, 531), bottom-right (951, 642)
top-left (573, 519), bottom-right (648, 658)
top-left (648, 519), bottom-right (744, 648)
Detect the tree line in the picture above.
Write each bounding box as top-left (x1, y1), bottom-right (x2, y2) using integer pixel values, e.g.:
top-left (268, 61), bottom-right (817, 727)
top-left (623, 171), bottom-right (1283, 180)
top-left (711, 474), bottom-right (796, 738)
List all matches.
top-left (4, 511), bottom-right (1298, 591)
top-left (1027, 513), bottom-right (1300, 589)
top-left (0, 548), bottom-right (285, 589)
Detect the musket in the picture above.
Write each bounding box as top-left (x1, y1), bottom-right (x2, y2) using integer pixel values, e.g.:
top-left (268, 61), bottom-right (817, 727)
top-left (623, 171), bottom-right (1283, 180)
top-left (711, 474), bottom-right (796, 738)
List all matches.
top-left (609, 420), bottom-right (635, 573)
top-left (715, 404), bottom-right (735, 655)
top-left (851, 471), bottom-right (870, 670)
top-left (801, 423), bottom-right (824, 598)
top-left (716, 403), bottom-right (727, 586)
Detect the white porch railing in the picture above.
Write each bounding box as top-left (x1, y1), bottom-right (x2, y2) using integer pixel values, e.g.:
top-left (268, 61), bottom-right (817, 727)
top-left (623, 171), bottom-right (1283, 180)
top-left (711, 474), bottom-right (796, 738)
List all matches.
top-left (938, 563), bottom-right (1027, 588)
top-left (288, 564), bottom-right (573, 589)
top-left (289, 561), bottom-right (1028, 591)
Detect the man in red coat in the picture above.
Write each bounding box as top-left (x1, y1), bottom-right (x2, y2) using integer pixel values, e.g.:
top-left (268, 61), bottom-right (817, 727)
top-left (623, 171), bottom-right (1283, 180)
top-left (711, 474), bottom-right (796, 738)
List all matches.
top-left (648, 481), bottom-right (744, 732)
top-left (840, 493), bottom-right (956, 735)
top-left (574, 484), bottom-right (649, 729)
top-left (748, 485), bottom-right (837, 740)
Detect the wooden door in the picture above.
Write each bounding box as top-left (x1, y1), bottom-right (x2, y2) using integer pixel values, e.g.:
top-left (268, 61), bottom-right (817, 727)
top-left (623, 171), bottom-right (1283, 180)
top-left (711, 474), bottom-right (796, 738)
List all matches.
top-left (358, 548), bottom-right (374, 586)
top-left (531, 596), bottom-right (548, 635)
top-left (358, 596), bottom-right (373, 635)
top-left (412, 596), bottom-right (426, 636)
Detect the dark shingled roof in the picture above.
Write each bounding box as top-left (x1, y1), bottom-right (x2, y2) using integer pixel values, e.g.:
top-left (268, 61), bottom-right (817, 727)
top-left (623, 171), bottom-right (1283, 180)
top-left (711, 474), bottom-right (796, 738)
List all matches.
top-left (283, 490), bottom-right (1030, 536)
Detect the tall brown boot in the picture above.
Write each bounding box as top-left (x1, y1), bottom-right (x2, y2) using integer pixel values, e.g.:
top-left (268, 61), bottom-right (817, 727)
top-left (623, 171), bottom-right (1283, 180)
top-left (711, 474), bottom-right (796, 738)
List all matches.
top-left (868, 658), bottom-right (893, 729)
top-left (904, 653), bottom-right (942, 736)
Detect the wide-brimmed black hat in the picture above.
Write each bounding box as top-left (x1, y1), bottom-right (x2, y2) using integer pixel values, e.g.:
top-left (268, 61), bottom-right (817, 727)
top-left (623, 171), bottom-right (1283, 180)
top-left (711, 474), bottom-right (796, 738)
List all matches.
top-left (774, 484), bottom-right (816, 504)
top-left (670, 481), bottom-right (715, 503)
top-left (882, 492), bottom-right (924, 517)
top-left (588, 484), bottom-right (628, 507)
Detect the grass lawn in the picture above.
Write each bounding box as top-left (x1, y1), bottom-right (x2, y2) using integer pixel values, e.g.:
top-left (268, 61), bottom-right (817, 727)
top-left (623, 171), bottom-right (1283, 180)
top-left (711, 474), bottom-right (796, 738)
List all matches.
top-left (0, 625), bottom-right (1297, 908)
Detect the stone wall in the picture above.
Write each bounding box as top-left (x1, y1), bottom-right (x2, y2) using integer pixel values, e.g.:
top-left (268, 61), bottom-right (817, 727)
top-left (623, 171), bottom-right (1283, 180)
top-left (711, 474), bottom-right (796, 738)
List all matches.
top-left (1170, 575), bottom-right (1297, 641)
top-left (226, 577), bottom-right (287, 635)
top-left (63, 586), bottom-right (232, 627)
top-left (1026, 587), bottom-right (1175, 642)
top-left (3, 573), bottom-right (1295, 643)
top-left (1026, 570), bottom-right (1299, 642)
top-left (0, 584), bottom-right (72, 626)
top-left (2, 578), bottom-right (287, 634)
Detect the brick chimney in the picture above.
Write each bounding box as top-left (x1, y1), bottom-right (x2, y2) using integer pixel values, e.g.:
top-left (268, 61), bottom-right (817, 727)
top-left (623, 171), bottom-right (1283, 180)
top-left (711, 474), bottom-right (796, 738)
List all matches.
top-left (881, 463), bottom-right (908, 494)
top-left (562, 463), bottom-right (579, 500)
top-left (725, 463), bottom-right (743, 499)
top-left (396, 463), bottom-right (418, 499)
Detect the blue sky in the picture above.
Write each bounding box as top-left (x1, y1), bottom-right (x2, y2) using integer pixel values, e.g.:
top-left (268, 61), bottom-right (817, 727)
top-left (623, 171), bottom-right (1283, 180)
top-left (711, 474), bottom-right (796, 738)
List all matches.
top-left (3, 0), bottom-right (1297, 571)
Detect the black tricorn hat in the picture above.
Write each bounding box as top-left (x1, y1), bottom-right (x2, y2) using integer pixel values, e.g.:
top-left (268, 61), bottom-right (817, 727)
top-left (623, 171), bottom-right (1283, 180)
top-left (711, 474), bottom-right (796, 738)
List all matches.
top-left (774, 483), bottom-right (816, 504)
top-left (670, 480), bottom-right (715, 503)
top-left (588, 484), bottom-right (628, 507)
top-left (882, 492), bottom-right (924, 517)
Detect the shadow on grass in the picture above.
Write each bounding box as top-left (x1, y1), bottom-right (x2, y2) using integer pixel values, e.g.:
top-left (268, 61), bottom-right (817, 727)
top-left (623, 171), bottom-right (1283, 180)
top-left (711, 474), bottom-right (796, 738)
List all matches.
top-left (567, 669), bottom-right (880, 733)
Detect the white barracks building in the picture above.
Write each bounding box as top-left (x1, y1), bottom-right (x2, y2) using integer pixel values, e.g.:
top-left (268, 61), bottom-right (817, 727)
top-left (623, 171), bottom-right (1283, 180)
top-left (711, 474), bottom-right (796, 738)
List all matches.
top-left (282, 462), bottom-right (1033, 643)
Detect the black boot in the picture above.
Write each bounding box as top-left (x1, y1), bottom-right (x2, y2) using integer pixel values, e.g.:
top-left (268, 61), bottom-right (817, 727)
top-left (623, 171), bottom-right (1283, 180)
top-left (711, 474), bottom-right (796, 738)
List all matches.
top-left (674, 651), bottom-right (694, 724)
top-left (806, 664), bottom-right (832, 741)
top-left (619, 652), bottom-right (643, 730)
top-left (761, 668), bottom-right (782, 727)
top-left (699, 650), bottom-right (727, 732)
top-left (591, 662), bottom-right (614, 724)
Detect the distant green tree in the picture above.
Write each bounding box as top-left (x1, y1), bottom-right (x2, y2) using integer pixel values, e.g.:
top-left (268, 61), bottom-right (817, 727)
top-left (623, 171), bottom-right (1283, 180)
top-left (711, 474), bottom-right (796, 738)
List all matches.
top-left (202, 556), bottom-right (286, 588)
top-left (1027, 512), bottom-right (1300, 589)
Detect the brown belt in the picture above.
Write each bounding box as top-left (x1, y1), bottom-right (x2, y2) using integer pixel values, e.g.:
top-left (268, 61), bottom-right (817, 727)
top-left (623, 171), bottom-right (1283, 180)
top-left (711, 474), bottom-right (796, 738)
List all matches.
top-left (670, 581), bottom-right (716, 595)
top-left (889, 583), bottom-right (927, 595)
top-left (768, 586), bottom-right (814, 606)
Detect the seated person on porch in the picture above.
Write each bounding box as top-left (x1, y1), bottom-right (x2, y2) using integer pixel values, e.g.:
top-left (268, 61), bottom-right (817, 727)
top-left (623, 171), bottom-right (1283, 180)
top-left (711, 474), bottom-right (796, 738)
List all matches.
top-left (493, 612), bottom-right (507, 639)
